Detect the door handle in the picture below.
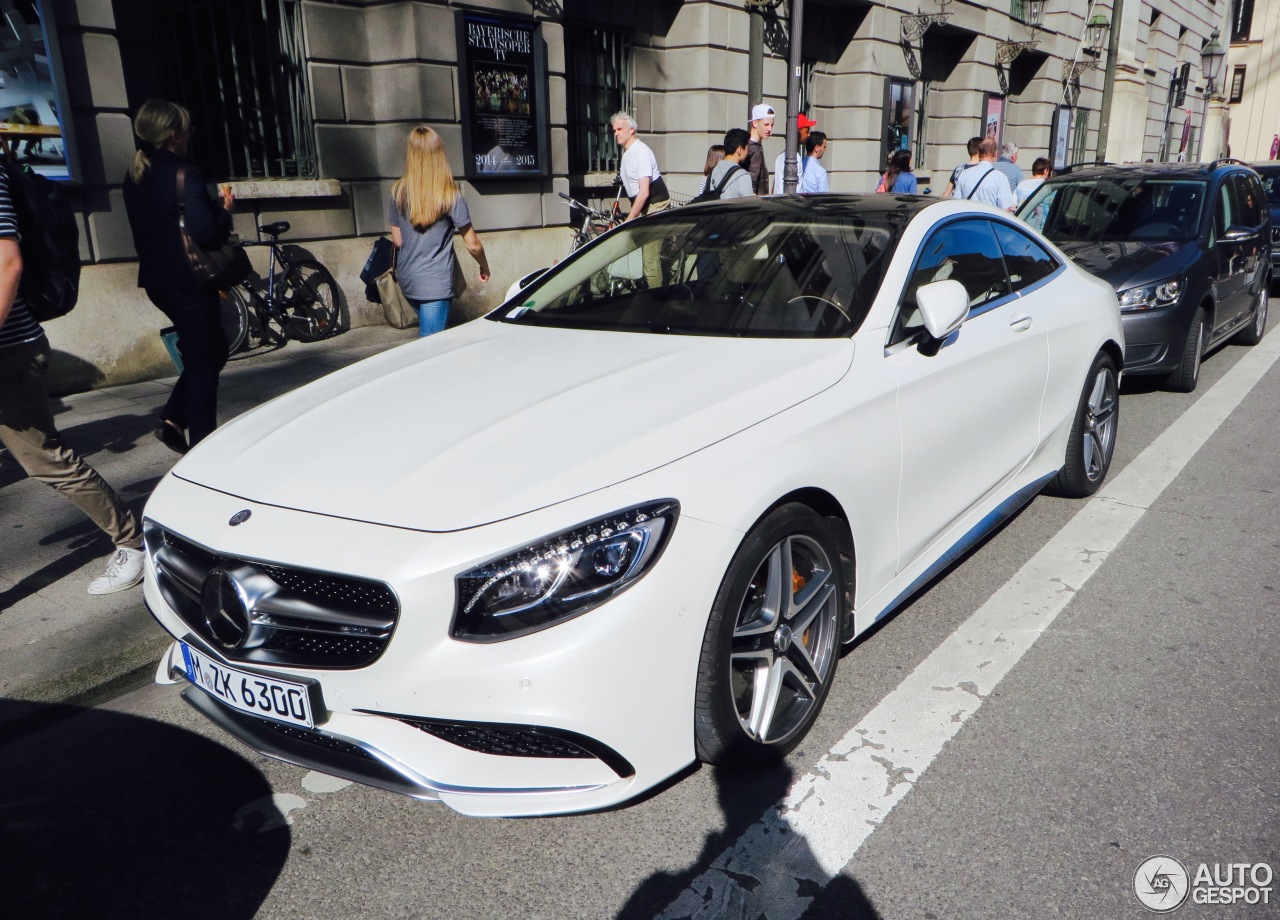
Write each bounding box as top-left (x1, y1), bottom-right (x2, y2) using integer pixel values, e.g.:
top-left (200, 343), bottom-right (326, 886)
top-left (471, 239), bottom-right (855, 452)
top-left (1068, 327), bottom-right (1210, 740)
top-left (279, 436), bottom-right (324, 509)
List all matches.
top-left (1009, 314), bottom-right (1033, 332)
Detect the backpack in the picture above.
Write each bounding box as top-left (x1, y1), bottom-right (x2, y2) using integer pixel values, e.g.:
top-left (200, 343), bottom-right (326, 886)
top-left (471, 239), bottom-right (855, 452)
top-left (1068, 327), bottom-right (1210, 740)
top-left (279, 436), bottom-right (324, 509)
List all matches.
top-left (690, 164), bottom-right (745, 204)
top-left (4, 161), bottom-right (80, 322)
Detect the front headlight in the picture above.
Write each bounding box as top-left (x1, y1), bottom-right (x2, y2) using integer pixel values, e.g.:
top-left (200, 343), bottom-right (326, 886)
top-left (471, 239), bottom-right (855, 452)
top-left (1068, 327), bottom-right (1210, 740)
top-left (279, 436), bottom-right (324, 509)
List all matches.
top-left (1118, 277), bottom-right (1184, 313)
top-left (452, 500), bottom-right (679, 642)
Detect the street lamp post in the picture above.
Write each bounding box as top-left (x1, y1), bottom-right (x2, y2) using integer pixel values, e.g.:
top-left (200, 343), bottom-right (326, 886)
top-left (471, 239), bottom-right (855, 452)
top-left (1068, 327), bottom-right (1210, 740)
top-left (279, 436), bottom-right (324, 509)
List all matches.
top-left (783, 0), bottom-right (806, 192)
top-left (1094, 6), bottom-right (1120, 163)
top-left (1198, 28), bottom-right (1226, 159)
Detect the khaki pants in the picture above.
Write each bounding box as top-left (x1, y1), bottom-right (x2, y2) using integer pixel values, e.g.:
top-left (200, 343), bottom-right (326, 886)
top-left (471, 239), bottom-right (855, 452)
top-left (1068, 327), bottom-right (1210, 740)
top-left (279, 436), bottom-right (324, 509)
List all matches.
top-left (0, 338), bottom-right (142, 550)
top-left (640, 198), bottom-right (672, 289)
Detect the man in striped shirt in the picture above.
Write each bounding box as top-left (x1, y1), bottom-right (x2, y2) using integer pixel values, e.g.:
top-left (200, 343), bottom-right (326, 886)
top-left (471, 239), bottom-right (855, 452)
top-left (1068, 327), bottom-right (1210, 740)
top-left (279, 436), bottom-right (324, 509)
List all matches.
top-left (0, 168), bottom-right (145, 594)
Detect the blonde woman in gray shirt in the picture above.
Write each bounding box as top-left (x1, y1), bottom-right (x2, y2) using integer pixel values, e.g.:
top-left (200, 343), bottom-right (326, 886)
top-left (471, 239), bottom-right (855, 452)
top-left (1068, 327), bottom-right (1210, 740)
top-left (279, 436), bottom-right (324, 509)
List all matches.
top-left (388, 125), bottom-right (490, 336)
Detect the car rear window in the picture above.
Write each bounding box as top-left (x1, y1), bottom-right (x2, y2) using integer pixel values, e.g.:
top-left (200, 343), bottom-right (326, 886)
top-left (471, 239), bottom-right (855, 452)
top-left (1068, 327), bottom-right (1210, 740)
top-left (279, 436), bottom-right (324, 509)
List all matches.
top-left (1021, 177), bottom-right (1207, 242)
top-left (1257, 169), bottom-right (1280, 203)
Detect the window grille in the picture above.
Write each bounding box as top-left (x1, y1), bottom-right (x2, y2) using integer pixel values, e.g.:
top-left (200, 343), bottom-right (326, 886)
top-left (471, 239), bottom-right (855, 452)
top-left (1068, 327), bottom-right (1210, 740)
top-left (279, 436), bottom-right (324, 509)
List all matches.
top-left (1009, 0), bottom-right (1028, 22)
top-left (1228, 65), bottom-right (1246, 104)
top-left (565, 23), bottom-right (632, 175)
top-left (1071, 107), bottom-right (1091, 165)
top-left (153, 0), bottom-right (316, 179)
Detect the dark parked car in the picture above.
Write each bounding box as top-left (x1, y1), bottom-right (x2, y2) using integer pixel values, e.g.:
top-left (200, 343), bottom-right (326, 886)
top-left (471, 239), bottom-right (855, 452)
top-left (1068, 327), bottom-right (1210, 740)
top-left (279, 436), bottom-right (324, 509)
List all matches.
top-left (1251, 162), bottom-right (1280, 281)
top-left (1020, 160), bottom-right (1270, 392)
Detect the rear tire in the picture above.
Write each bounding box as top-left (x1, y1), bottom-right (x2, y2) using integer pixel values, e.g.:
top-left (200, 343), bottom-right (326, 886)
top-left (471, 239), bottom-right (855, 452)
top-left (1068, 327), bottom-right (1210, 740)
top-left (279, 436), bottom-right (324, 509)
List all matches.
top-left (280, 259), bottom-right (341, 342)
top-left (1164, 306), bottom-right (1206, 393)
top-left (1047, 352), bottom-right (1119, 498)
top-left (694, 504), bottom-right (844, 768)
top-left (219, 287), bottom-right (249, 355)
top-left (1233, 284), bottom-right (1268, 346)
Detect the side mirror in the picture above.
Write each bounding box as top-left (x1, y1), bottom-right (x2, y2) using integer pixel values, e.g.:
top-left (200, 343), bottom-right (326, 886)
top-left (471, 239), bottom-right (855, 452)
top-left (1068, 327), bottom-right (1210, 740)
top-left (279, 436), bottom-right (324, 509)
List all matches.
top-left (504, 267), bottom-right (548, 303)
top-left (1223, 224), bottom-right (1254, 241)
top-left (916, 279), bottom-right (969, 342)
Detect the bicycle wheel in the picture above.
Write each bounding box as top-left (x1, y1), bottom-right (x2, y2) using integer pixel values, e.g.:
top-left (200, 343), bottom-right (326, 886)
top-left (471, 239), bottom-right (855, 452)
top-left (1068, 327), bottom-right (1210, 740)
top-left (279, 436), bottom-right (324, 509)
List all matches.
top-left (219, 287), bottom-right (250, 355)
top-left (278, 259), bottom-right (341, 342)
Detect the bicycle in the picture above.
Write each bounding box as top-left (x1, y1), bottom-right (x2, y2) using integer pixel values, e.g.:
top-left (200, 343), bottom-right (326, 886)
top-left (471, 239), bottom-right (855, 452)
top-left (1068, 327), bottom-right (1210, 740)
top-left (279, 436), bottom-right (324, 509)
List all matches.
top-left (220, 221), bottom-right (341, 353)
top-left (559, 189), bottom-right (622, 252)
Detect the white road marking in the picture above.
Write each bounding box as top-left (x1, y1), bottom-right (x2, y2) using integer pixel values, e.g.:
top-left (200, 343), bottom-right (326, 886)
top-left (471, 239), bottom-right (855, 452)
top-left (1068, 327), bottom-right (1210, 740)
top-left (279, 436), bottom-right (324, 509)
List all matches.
top-left (302, 771), bottom-right (352, 794)
top-left (657, 331), bottom-right (1280, 920)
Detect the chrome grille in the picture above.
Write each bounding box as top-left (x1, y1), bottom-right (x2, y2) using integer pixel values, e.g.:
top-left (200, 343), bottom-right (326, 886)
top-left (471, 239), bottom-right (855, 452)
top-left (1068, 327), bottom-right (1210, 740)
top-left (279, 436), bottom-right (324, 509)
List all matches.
top-left (146, 521), bottom-right (399, 669)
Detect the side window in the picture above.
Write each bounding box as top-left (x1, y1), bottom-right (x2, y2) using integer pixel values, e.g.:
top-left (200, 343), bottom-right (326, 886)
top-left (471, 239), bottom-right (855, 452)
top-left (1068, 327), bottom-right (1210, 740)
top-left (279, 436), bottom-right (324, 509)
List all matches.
top-left (890, 219), bottom-right (1011, 345)
top-left (1212, 182), bottom-right (1234, 244)
top-left (992, 222), bottom-right (1059, 292)
top-left (1231, 174), bottom-right (1264, 229)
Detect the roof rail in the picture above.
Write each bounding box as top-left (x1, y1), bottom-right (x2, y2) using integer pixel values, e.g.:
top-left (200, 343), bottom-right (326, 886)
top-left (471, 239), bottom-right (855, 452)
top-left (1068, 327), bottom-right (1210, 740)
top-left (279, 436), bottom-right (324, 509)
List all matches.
top-left (1210, 157), bottom-right (1252, 170)
top-left (1056, 160), bottom-right (1115, 175)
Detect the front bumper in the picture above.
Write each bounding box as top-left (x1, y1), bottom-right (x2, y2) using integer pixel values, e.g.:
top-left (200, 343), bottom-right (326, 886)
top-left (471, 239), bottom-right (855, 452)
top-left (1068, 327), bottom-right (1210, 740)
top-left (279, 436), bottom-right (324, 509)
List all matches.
top-left (1118, 302), bottom-right (1192, 376)
top-left (143, 473), bottom-right (735, 817)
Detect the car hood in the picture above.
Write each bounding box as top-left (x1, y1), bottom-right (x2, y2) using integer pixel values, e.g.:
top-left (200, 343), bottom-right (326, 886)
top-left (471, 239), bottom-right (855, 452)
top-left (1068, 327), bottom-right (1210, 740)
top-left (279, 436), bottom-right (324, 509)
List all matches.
top-left (174, 320), bottom-right (853, 531)
top-left (1053, 239), bottom-right (1195, 291)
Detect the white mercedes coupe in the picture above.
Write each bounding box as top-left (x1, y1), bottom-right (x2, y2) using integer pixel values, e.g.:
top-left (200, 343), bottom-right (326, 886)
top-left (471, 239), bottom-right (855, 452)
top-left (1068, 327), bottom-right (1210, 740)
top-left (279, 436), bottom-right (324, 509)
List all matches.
top-left (143, 196), bottom-right (1123, 817)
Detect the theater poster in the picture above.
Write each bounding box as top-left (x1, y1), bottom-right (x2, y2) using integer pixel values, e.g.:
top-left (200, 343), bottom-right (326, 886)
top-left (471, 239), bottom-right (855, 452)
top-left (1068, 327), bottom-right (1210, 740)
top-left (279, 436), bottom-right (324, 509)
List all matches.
top-left (456, 11), bottom-right (549, 181)
top-left (0, 0), bottom-right (77, 180)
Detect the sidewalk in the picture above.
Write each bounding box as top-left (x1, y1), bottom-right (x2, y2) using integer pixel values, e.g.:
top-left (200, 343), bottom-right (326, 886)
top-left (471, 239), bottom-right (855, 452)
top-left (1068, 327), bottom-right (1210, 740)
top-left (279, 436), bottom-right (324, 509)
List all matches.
top-left (0, 324), bottom-right (413, 722)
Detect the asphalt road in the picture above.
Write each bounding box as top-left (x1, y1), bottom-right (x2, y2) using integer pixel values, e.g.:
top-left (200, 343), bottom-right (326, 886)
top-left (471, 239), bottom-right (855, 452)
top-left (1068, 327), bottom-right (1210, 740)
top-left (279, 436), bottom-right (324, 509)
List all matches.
top-left (3, 327), bottom-right (1277, 920)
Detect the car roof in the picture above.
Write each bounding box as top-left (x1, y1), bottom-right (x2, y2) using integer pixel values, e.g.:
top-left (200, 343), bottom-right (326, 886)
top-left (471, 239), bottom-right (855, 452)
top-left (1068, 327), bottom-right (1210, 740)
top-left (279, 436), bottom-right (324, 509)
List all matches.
top-left (671, 194), bottom-right (938, 222)
top-left (1050, 160), bottom-right (1259, 183)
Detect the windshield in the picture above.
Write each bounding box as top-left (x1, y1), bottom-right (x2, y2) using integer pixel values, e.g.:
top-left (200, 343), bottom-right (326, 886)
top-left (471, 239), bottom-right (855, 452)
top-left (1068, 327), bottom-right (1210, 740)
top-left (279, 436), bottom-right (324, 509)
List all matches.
top-left (494, 210), bottom-right (897, 338)
top-left (1020, 178), bottom-right (1207, 242)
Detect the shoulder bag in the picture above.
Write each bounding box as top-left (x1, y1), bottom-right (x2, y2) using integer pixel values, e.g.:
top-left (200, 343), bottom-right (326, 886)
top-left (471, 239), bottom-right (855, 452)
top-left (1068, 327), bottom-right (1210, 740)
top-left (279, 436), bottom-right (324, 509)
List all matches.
top-left (175, 166), bottom-right (251, 290)
top-left (375, 246), bottom-right (417, 330)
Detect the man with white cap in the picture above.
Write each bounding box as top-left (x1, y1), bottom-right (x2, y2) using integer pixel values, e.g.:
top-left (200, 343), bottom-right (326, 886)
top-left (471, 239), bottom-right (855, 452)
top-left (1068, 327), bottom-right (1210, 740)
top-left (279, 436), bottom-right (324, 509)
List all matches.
top-left (745, 103), bottom-right (775, 196)
top-left (772, 113), bottom-right (818, 194)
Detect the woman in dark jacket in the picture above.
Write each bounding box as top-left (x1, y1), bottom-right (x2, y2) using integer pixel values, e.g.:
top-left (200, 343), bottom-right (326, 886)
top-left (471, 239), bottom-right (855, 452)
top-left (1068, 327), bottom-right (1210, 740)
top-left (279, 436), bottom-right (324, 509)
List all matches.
top-left (123, 99), bottom-right (234, 452)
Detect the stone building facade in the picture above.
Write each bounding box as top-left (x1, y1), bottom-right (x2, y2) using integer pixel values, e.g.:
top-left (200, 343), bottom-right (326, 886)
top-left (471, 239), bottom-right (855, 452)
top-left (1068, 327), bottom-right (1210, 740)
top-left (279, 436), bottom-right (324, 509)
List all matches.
top-left (1218, 0), bottom-right (1280, 162)
top-left (42, 0), bottom-right (1227, 392)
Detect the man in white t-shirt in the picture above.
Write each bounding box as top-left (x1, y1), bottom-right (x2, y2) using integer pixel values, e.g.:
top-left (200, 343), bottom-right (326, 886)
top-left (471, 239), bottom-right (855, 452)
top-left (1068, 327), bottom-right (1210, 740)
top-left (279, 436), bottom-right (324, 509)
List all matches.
top-left (611, 111), bottom-right (670, 221)
top-left (772, 114), bottom-right (817, 193)
top-left (952, 138), bottom-right (1015, 210)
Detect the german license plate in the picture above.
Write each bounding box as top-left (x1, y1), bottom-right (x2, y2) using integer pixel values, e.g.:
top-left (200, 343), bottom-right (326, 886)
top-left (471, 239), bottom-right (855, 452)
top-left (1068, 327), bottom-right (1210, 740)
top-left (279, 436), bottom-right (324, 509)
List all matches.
top-left (181, 642), bottom-right (316, 728)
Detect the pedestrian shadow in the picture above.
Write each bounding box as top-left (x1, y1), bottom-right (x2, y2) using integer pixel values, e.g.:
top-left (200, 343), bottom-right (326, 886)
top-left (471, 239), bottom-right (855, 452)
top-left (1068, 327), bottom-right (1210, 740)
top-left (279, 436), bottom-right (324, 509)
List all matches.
top-left (0, 696), bottom-right (290, 919)
top-left (615, 761), bottom-right (882, 919)
top-left (0, 489), bottom-right (150, 612)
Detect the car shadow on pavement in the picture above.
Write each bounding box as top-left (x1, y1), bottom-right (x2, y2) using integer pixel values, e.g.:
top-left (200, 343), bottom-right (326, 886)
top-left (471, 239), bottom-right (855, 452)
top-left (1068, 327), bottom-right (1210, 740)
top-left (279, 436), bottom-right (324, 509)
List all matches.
top-left (615, 763), bottom-right (882, 920)
top-left (0, 698), bottom-right (290, 919)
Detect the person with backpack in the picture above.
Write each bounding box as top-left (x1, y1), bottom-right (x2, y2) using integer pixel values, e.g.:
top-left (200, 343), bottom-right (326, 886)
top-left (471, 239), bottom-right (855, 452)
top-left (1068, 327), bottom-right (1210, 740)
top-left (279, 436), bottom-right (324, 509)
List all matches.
top-left (952, 138), bottom-right (1015, 211)
top-left (123, 99), bottom-right (234, 454)
top-left (0, 167), bottom-right (146, 595)
top-left (700, 128), bottom-right (754, 202)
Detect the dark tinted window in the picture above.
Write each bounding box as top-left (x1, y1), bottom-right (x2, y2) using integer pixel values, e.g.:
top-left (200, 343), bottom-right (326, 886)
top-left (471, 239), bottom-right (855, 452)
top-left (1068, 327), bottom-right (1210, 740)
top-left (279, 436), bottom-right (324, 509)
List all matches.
top-left (1022, 177), bottom-right (1207, 242)
top-left (891, 219), bottom-right (1010, 344)
top-left (1257, 169), bottom-right (1280, 202)
top-left (991, 222), bottom-right (1059, 292)
top-left (1230, 174), bottom-right (1265, 228)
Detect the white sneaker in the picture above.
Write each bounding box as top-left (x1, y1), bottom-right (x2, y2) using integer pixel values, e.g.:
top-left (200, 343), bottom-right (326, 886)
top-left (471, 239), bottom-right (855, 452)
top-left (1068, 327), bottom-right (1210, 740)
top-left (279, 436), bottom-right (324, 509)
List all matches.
top-left (88, 547), bottom-right (145, 595)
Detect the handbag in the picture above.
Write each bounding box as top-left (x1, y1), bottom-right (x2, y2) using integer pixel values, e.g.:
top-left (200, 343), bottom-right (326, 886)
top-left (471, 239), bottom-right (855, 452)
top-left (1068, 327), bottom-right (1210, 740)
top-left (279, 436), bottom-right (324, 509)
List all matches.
top-left (175, 167), bottom-right (251, 289)
top-left (360, 236), bottom-right (395, 303)
top-left (375, 246), bottom-right (416, 329)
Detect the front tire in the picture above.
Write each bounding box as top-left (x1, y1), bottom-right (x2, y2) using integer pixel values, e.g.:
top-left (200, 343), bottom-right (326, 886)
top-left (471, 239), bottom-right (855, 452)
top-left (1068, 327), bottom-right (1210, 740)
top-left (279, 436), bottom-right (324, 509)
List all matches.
top-left (694, 504), bottom-right (844, 767)
top-left (1048, 351), bottom-right (1119, 498)
top-left (1233, 284), bottom-right (1268, 346)
top-left (1164, 306), bottom-right (1206, 393)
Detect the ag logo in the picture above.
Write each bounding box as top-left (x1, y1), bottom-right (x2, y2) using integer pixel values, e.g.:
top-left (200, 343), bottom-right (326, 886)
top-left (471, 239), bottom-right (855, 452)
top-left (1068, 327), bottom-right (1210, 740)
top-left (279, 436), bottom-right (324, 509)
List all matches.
top-left (1135, 855), bottom-right (1190, 912)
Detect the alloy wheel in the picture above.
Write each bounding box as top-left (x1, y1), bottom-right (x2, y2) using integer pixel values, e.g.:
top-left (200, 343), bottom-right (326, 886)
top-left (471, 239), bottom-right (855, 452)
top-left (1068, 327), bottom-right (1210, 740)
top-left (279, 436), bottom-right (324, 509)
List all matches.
top-left (728, 534), bottom-right (839, 745)
top-left (1083, 365), bottom-right (1118, 481)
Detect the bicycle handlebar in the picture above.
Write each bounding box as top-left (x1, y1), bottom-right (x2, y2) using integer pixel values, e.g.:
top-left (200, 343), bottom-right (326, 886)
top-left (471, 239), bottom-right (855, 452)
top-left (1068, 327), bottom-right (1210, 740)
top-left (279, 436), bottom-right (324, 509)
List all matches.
top-left (559, 192), bottom-right (614, 222)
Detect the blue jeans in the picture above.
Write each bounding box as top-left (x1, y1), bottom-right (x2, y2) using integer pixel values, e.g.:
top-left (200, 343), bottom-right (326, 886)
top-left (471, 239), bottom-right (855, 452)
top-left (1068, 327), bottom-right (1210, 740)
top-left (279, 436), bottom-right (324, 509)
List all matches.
top-left (410, 299), bottom-right (451, 337)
